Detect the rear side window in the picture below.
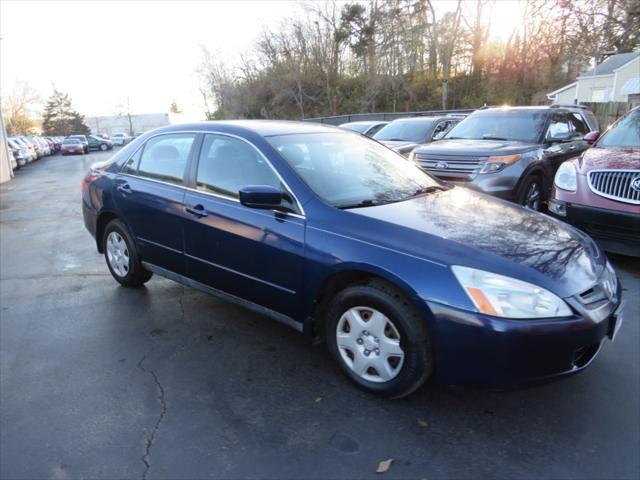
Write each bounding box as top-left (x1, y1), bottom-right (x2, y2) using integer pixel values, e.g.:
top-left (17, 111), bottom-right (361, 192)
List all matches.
top-left (568, 113), bottom-right (589, 137)
top-left (196, 134), bottom-right (282, 198)
top-left (136, 134), bottom-right (196, 185)
top-left (121, 146), bottom-right (143, 174)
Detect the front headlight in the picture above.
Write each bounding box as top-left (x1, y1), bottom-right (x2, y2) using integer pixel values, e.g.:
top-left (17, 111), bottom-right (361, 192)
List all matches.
top-left (554, 162), bottom-right (577, 192)
top-left (452, 266), bottom-right (573, 318)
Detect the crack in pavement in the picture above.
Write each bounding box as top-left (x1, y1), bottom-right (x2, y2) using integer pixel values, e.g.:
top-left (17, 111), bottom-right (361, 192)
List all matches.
top-left (138, 354), bottom-right (168, 480)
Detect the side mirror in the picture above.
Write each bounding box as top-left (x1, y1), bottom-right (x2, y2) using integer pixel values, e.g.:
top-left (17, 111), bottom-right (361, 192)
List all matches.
top-left (239, 185), bottom-right (284, 209)
top-left (584, 131), bottom-right (600, 144)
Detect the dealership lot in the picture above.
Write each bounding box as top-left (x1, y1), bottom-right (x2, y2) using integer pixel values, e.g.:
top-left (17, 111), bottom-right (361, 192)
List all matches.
top-left (1, 151), bottom-right (639, 479)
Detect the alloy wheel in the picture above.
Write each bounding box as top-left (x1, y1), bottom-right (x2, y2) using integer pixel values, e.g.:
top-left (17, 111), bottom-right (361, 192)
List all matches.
top-left (524, 181), bottom-right (541, 210)
top-left (336, 306), bottom-right (405, 383)
top-left (106, 231), bottom-right (130, 277)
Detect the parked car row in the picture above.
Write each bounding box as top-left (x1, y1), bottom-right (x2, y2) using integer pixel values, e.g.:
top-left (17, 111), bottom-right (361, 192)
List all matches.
top-left (339, 104), bottom-right (638, 257)
top-left (7, 135), bottom-right (65, 168)
top-left (6, 133), bottom-right (119, 166)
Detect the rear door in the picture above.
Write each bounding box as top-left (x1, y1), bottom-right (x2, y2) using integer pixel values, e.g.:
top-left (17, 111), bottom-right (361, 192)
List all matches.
top-left (182, 133), bottom-right (305, 318)
top-left (113, 132), bottom-right (198, 274)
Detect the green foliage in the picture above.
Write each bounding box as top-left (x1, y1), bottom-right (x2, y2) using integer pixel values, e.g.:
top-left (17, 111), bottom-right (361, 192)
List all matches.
top-left (41, 89), bottom-right (89, 135)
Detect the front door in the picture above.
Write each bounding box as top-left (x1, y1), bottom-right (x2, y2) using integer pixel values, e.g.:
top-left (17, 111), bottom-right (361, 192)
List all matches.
top-left (182, 133), bottom-right (305, 319)
top-left (113, 133), bottom-right (197, 274)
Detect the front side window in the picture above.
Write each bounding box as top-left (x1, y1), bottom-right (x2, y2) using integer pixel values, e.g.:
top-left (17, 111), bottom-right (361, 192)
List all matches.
top-left (597, 109), bottom-right (640, 148)
top-left (568, 113), bottom-right (589, 137)
top-left (546, 113), bottom-right (571, 140)
top-left (269, 132), bottom-right (439, 208)
top-left (196, 134), bottom-right (283, 199)
top-left (136, 133), bottom-right (195, 185)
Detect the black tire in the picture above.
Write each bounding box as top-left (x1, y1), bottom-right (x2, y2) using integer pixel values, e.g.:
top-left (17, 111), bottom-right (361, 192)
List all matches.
top-left (103, 219), bottom-right (152, 287)
top-left (100, 143), bottom-right (108, 151)
top-left (516, 174), bottom-right (543, 211)
top-left (324, 280), bottom-right (434, 398)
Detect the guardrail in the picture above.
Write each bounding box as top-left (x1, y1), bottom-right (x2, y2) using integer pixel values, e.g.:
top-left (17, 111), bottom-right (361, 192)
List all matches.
top-left (303, 109), bottom-right (475, 125)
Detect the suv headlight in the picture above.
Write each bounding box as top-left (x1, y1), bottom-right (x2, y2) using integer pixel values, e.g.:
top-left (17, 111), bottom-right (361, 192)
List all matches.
top-left (479, 154), bottom-right (521, 174)
top-left (452, 266), bottom-right (573, 318)
top-left (554, 162), bottom-right (577, 192)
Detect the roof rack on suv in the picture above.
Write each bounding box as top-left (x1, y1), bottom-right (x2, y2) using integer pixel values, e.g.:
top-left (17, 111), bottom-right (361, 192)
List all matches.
top-left (550, 103), bottom-right (589, 109)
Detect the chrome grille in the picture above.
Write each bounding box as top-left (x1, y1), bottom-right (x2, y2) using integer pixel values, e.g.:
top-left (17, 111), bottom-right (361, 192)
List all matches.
top-left (415, 153), bottom-right (488, 180)
top-left (587, 169), bottom-right (640, 205)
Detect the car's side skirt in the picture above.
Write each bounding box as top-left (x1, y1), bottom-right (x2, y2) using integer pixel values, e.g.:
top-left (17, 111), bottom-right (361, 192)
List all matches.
top-left (141, 261), bottom-right (303, 332)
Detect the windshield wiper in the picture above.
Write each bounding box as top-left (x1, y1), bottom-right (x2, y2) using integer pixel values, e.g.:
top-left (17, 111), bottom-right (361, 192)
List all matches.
top-left (337, 199), bottom-right (379, 210)
top-left (481, 135), bottom-right (508, 141)
top-left (410, 185), bottom-right (452, 197)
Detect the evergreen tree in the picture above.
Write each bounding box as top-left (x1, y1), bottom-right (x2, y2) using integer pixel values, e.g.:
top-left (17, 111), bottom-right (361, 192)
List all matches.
top-left (41, 89), bottom-right (90, 135)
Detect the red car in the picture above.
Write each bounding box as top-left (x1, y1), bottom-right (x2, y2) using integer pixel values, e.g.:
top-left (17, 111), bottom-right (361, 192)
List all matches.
top-left (61, 138), bottom-right (85, 156)
top-left (549, 106), bottom-right (640, 256)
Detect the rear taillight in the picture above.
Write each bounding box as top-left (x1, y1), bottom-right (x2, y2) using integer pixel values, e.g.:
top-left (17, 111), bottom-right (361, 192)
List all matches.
top-left (82, 169), bottom-right (102, 192)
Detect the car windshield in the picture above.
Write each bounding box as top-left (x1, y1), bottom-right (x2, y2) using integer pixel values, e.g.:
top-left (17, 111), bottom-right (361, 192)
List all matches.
top-left (597, 110), bottom-right (640, 148)
top-left (373, 119), bottom-right (436, 142)
top-left (63, 139), bottom-right (81, 145)
top-left (446, 111), bottom-right (547, 143)
top-left (268, 132), bottom-right (440, 208)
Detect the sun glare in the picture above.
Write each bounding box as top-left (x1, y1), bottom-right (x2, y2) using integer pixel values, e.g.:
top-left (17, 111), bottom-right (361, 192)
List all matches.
top-left (487, 0), bottom-right (525, 42)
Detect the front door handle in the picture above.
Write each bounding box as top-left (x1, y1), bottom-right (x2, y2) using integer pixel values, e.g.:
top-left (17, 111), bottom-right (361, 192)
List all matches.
top-left (185, 204), bottom-right (208, 217)
top-left (116, 183), bottom-right (132, 194)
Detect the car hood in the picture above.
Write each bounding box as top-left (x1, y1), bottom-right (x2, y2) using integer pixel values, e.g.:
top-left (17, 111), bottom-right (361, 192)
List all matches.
top-left (575, 146), bottom-right (640, 174)
top-left (379, 140), bottom-right (420, 152)
top-left (416, 139), bottom-right (540, 156)
top-left (347, 187), bottom-right (604, 297)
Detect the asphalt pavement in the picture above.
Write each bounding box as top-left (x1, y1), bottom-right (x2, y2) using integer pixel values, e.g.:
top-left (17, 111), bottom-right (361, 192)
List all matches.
top-left (1, 150), bottom-right (639, 480)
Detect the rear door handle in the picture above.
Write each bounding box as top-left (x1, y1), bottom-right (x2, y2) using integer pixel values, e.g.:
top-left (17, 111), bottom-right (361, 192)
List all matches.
top-left (116, 183), bottom-right (132, 194)
top-left (185, 204), bottom-right (208, 217)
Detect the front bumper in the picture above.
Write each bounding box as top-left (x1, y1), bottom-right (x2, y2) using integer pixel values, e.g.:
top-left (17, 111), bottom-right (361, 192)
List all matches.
top-left (549, 200), bottom-right (640, 257)
top-left (426, 296), bottom-right (621, 388)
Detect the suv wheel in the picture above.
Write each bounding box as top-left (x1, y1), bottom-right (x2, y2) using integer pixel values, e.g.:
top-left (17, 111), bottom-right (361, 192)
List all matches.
top-left (325, 280), bottom-right (433, 398)
top-left (103, 219), bottom-right (152, 287)
top-left (517, 175), bottom-right (543, 211)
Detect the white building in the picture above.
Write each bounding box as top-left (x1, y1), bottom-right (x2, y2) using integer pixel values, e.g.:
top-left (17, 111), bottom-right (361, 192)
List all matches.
top-left (547, 51), bottom-right (640, 106)
top-left (84, 112), bottom-right (190, 136)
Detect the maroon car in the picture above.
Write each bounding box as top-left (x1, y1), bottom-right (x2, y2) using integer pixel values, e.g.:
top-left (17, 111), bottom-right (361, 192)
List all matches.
top-left (61, 138), bottom-right (85, 156)
top-left (549, 106), bottom-right (640, 256)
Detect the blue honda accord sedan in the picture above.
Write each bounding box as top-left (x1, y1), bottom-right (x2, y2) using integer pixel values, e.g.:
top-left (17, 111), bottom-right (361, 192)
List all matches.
top-left (82, 121), bottom-right (624, 397)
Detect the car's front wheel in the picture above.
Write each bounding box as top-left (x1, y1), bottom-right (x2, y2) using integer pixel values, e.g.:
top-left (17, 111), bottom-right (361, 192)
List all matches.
top-left (103, 219), bottom-right (152, 287)
top-left (325, 280), bottom-right (433, 398)
top-left (517, 174), bottom-right (543, 211)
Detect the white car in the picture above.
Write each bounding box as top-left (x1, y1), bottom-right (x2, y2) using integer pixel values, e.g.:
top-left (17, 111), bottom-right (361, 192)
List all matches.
top-left (111, 133), bottom-right (130, 146)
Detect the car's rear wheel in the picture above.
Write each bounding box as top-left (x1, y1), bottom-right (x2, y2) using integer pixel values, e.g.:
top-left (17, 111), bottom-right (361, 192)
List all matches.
top-left (325, 280), bottom-right (433, 398)
top-left (517, 174), bottom-right (543, 211)
top-left (103, 219), bottom-right (152, 287)
top-left (100, 143), bottom-right (108, 151)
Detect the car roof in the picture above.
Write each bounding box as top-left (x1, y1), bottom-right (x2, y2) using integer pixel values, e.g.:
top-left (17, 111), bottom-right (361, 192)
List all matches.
top-left (341, 121), bottom-right (387, 127)
top-left (474, 106), bottom-right (587, 115)
top-left (149, 120), bottom-right (347, 138)
top-left (387, 116), bottom-right (451, 123)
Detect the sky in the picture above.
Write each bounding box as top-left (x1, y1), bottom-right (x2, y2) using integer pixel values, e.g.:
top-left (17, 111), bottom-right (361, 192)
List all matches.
top-left (0, 0), bottom-right (523, 120)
